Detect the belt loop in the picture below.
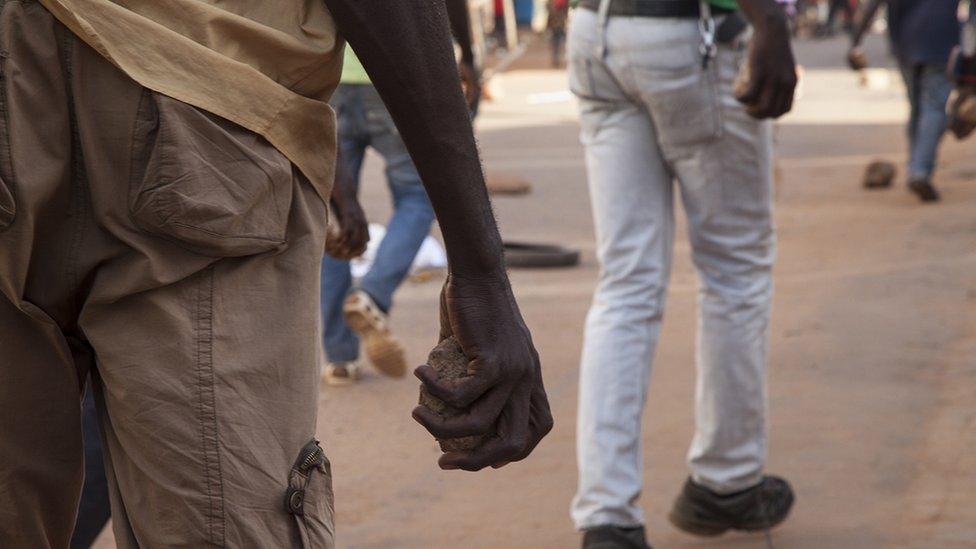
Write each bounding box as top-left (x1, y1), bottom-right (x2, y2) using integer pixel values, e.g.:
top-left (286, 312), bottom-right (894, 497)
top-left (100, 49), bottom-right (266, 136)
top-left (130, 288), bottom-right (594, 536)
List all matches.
top-left (698, 0), bottom-right (717, 69)
top-left (596, 0), bottom-right (613, 60)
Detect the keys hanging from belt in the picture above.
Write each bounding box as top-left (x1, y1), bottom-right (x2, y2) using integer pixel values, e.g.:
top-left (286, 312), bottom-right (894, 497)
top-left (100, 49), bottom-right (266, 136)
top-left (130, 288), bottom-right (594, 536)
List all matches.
top-left (698, 0), bottom-right (717, 69)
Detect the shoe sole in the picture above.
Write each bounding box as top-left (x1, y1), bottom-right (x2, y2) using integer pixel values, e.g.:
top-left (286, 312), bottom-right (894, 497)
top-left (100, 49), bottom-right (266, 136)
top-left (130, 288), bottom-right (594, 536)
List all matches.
top-left (322, 363), bottom-right (361, 386)
top-left (323, 374), bottom-right (356, 386)
top-left (667, 510), bottom-right (729, 537)
top-left (343, 295), bottom-right (407, 378)
top-left (668, 488), bottom-right (795, 537)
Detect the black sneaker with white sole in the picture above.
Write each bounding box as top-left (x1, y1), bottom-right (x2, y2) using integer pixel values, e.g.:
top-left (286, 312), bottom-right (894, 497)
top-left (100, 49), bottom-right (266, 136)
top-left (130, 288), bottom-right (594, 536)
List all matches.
top-left (668, 475), bottom-right (794, 537)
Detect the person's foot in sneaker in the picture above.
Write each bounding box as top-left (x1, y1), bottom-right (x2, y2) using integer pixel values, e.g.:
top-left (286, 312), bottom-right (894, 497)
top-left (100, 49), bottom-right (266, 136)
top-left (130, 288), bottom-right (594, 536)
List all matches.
top-left (323, 361), bottom-right (362, 386)
top-left (668, 475), bottom-right (794, 537)
top-left (581, 525), bottom-right (651, 549)
top-left (908, 177), bottom-right (940, 202)
top-left (343, 290), bottom-right (407, 378)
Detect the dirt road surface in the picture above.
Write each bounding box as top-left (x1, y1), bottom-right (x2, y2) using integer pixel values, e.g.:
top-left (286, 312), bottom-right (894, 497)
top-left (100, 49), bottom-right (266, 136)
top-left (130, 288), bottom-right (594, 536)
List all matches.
top-left (93, 35), bottom-right (975, 549)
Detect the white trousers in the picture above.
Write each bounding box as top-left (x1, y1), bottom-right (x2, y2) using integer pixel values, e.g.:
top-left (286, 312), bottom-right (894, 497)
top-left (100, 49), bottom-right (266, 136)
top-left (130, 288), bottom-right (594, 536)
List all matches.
top-left (568, 10), bottom-right (776, 530)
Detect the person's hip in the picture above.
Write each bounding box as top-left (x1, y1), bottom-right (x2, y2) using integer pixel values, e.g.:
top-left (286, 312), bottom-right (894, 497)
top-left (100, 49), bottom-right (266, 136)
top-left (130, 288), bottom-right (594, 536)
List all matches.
top-left (576, 0), bottom-right (734, 18)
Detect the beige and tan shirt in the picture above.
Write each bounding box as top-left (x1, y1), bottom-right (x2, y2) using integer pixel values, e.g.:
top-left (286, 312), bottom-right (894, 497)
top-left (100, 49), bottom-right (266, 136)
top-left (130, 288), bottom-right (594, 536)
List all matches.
top-left (37, 0), bottom-right (344, 202)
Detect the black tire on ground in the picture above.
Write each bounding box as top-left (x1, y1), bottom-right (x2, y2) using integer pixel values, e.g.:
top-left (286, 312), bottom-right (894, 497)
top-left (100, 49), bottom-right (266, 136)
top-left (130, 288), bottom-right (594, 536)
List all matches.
top-left (503, 241), bottom-right (581, 269)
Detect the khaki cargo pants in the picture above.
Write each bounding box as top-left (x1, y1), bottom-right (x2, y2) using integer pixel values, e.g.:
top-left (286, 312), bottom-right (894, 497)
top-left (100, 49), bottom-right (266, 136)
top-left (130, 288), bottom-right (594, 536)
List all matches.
top-left (0, 2), bottom-right (335, 547)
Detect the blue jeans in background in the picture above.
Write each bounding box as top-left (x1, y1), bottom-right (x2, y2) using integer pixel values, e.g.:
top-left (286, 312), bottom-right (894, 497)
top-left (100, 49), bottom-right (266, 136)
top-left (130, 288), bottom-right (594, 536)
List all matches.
top-left (321, 84), bottom-right (435, 363)
top-left (900, 62), bottom-right (952, 181)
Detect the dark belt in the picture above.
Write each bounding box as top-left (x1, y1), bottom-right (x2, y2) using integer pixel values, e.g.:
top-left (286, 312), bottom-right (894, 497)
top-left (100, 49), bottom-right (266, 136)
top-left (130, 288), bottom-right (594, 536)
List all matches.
top-left (577, 0), bottom-right (734, 18)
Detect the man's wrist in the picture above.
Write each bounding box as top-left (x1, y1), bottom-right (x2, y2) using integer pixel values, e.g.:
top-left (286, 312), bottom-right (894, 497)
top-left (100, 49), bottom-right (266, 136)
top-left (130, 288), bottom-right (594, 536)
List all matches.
top-left (334, 198), bottom-right (362, 220)
top-left (448, 254), bottom-right (505, 278)
top-left (334, 189), bottom-right (358, 207)
top-left (449, 261), bottom-right (509, 288)
top-left (447, 237), bottom-right (506, 278)
top-left (754, 14), bottom-right (788, 36)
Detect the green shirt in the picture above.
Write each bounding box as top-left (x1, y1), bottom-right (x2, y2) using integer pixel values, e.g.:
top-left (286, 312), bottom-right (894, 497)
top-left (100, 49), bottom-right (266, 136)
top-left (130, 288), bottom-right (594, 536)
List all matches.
top-left (708, 0), bottom-right (738, 10)
top-left (340, 47), bottom-right (371, 85)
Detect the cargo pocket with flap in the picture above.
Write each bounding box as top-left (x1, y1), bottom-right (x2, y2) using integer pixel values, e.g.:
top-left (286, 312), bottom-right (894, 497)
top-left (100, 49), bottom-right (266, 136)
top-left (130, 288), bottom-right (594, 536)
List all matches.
top-left (284, 440), bottom-right (335, 549)
top-left (129, 90), bottom-right (294, 257)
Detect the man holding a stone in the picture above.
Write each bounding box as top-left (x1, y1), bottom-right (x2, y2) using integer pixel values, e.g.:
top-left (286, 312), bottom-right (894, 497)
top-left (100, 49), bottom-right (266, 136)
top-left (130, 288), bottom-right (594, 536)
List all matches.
top-left (0, 0), bottom-right (551, 547)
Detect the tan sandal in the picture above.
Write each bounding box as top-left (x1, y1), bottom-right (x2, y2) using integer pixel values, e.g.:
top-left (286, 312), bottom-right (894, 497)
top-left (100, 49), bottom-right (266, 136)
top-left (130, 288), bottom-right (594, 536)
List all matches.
top-left (323, 361), bottom-right (362, 386)
top-left (342, 290), bottom-right (407, 378)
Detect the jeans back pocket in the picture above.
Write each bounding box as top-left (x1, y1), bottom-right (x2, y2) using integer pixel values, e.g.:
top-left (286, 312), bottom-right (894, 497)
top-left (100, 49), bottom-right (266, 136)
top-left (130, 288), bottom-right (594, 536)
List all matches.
top-left (635, 64), bottom-right (723, 156)
top-left (129, 91), bottom-right (294, 257)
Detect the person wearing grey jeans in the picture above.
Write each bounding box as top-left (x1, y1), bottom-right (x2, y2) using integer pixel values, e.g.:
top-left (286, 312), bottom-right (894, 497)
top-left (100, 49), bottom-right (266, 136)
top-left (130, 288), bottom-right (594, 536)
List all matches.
top-left (568, 1), bottom-right (799, 547)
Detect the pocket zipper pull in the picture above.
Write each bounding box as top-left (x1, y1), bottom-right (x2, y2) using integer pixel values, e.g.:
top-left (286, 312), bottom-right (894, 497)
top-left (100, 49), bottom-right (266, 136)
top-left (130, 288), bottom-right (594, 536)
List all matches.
top-left (296, 441), bottom-right (325, 474)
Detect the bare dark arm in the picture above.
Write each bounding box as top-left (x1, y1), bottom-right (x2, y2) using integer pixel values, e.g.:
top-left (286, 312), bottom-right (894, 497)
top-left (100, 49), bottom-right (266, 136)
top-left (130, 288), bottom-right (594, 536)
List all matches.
top-left (846, 0), bottom-right (883, 70)
top-left (734, 0), bottom-right (799, 119)
top-left (323, 0), bottom-right (552, 471)
top-left (325, 149), bottom-right (368, 260)
top-left (446, 0), bottom-right (482, 113)
top-left (446, 0), bottom-right (475, 66)
top-left (851, 0), bottom-right (884, 48)
top-left (324, 0), bottom-right (495, 272)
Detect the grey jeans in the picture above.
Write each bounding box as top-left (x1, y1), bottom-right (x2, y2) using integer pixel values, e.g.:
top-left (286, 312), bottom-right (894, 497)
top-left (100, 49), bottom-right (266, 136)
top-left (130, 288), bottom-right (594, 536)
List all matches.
top-left (568, 9), bottom-right (776, 529)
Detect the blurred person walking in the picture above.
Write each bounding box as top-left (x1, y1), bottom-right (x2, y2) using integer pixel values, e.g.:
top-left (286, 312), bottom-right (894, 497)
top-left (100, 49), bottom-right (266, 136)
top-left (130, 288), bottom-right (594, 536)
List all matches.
top-left (447, 0), bottom-right (483, 116)
top-left (0, 0), bottom-right (552, 546)
top-left (568, 0), bottom-right (798, 546)
top-left (849, 0), bottom-right (961, 202)
top-left (320, 48), bottom-right (436, 385)
top-left (493, 0), bottom-right (511, 47)
top-left (447, 0), bottom-right (537, 196)
top-left (549, 0), bottom-right (572, 67)
top-left (821, 0), bottom-right (855, 35)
